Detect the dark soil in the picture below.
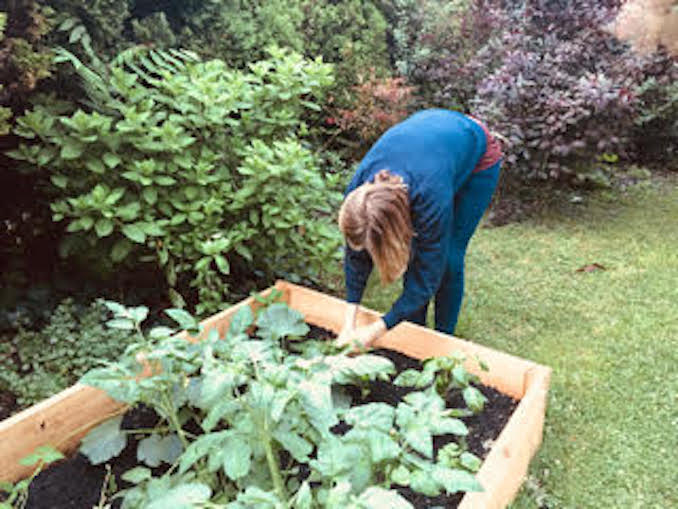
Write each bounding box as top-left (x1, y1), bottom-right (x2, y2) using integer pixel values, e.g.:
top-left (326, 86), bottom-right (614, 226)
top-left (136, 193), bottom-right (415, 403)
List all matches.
top-left (25, 406), bottom-right (163, 509)
top-left (337, 348), bottom-right (518, 509)
top-left (20, 326), bottom-right (518, 509)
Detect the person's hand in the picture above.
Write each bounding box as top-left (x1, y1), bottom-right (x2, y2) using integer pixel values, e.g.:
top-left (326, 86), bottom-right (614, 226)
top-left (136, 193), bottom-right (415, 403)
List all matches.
top-left (337, 303), bottom-right (359, 348)
top-left (336, 319), bottom-right (387, 351)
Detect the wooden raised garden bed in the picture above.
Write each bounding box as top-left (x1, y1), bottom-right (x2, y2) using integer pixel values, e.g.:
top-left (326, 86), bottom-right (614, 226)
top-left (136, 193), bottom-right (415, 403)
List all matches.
top-left (0, 281), bottom-right (550, 508)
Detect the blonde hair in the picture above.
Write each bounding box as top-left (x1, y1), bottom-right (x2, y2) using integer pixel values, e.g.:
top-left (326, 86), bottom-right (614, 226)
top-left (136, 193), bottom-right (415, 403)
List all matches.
top-left (338, 170), bottom-right (413, 285)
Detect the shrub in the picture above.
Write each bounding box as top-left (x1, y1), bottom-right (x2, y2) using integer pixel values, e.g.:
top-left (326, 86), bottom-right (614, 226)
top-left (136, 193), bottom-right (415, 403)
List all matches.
top-left (9, 47), bottom-right (342, 314)
top-left (383, 0), bottom-right (504, 110)
top-left (631, 56), bottom-right (678, 166)
top-left (335, 70), bottom-right (415, 159)
top-left (468, 0), bottom-right (650, 183)
top-left (300, 0), bottom-right (391, 97)
top-left (0, 299), bottom-right (136, 409)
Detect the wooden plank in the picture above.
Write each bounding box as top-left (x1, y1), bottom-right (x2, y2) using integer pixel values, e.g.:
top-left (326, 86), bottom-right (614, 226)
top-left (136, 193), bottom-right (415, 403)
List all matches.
top-left (0, 384), bottom-right (125, 482)
top-left (459, 366), bottom-right (551, 509)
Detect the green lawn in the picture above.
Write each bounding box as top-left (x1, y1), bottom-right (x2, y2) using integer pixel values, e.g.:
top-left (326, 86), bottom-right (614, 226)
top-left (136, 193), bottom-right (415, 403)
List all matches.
top-left (358, 177), bottom-right (678, 508)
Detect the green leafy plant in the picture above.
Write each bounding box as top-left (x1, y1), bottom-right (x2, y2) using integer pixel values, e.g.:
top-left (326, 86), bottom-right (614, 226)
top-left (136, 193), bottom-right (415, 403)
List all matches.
top-left (0, 445), bottom-right (64, 509)
top-left (71, 298), bottom-right (487, 507)
top-left (394, 353), bottom-right (489, 414)
top-left (0, 299), bottom-right (137, 409)
top-left (9, 46), bottom-right (341, 314)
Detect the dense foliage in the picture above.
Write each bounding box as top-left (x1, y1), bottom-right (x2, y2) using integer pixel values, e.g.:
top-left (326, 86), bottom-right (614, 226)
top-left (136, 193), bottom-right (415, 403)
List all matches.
top-left (10, 47), bottom-right (341, 314)
top-left (0, 299), bottom-right (136, 407)
top-left (78, 299), bottom-right (486, 507)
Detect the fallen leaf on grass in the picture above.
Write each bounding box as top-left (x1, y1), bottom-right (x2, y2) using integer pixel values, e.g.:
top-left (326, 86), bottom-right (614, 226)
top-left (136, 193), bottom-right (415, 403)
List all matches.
top-left (575, 263), bottom-right (606, 273)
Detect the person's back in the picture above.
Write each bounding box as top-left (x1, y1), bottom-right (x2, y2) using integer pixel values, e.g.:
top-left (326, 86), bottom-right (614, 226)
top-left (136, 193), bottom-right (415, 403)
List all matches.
top-left (350, 109), bottom-right (487, 194)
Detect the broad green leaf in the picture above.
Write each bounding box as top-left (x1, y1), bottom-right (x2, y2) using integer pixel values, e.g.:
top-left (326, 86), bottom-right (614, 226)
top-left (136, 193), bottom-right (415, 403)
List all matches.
top-left (60, 140), bottom-right (84, 159)
top-left (179, 430), bottom-right (229, 474)
top-left (165, 308), bottom-right (199, 333)
top-left (146, 483), bottom-right (211, 509)
top-left (432, 466), bottom-right (483, 494)
top-left (103, 152), bottom-right (121, 168)
top-left (271, 389), bottom-right (294, 422)
top-left (295, 481), bottom-right (313, 509)
top-left (410, 468), bottom-right (441, 497)
top-left (121, 466), bottom-right (152, 484)
top-left (345, 403), bottom-right (394, 432)
top-left (51, 175), bottom-right (68, 189)
top-left (79, 416), bottom-right (127, 465)
top-left (272, 429), bottom-right (313, 462)
top-left (394, 368), bottom-right (433, 388)
top-left (256, 302), bottom-right (309, 342)
top-left (106, 318), bottom-right (135, 330)
top-left (149, 326), bottom-right (175, 339)
top-left (80, 216), bottom-right (94, 230)
top-left (20, 445), bottom-right (65, 466)
top-left (299, 378), bottom-right (338, 433)
top-left (129, 306), bottom-right (148, 323)
top-left (215, 254), bottom-right (230, 275)
top-left (222, 435), bottom-right (251, 480)
top-left (138, 434), bottom-right (183, 467)
top-left (463, 386), bottom-right (487, 413)
top-left (431, 416), bottom-right (468, 436)
top-left (232, 486), bottom-right (281, 507)
top-left (459, 452), bottom-right (482, 473)
top-left (389, 465), bottom-right (411, 486)
top-left (86, 159), bottom-right (105, 174)
top-left (117, 202), bottom-right (141, 221)
top-left (80, 367), bottom-right (140, 404)
top-left (200, 368), bottom-right (237, 408)
top-left (111, 239), bottom-right (133, 262)
top-left (227, 305), bottom-right (254, 336)
top-left (95, 218), bottom-right (114, 237)
top-left (452, 365), bottom-right (471, 386)
top-left (122, 224), bottom-right (146, 244)
top-left (356, 487), bottom-right (414, 509)
top-left (329, 354), bottom-right (395, 385)
top-left (346, 428), bottom-right (400, 463)
top-left (142, 188), bottom-right (158, 205)
top-left (403, 426), bottom-right (433, 459)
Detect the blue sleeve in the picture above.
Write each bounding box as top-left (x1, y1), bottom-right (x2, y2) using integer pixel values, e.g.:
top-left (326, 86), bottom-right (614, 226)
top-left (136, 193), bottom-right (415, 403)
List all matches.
top-left (344, 246), bottom-right (373, 303)
top-left (382, 202), bottom-right (451, 329)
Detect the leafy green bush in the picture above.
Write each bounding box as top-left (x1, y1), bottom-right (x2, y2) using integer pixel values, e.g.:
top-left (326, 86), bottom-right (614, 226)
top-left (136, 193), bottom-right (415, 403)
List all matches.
top-left (0, 299), bottom-right (136, 409)
top-left (9, 46), bottom-right (341, 313)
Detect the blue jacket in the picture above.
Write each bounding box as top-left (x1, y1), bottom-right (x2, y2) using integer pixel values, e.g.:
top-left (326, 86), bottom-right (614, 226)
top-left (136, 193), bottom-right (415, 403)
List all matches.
top-left (344, 109), bottom-right (487, 328)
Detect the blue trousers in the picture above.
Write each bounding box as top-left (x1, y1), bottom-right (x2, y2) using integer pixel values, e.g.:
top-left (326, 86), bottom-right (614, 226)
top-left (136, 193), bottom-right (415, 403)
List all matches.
top-left (405, 162), bottom-right (501, 334)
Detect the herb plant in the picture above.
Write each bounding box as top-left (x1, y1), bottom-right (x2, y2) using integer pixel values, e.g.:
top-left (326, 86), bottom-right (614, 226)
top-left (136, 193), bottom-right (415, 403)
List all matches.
top-left (73, 298), bottom-right (488, 507)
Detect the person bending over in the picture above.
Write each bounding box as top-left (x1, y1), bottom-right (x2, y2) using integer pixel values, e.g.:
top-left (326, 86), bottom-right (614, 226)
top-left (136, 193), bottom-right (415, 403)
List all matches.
top-left (337, 109), bottom-right (503, 349)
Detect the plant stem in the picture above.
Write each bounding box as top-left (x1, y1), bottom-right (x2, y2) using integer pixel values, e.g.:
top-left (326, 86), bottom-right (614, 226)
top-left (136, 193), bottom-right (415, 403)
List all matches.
top-left (262, 424), bottom-right (287, 502)
top-left (162, 395), bottom-right (189, 450)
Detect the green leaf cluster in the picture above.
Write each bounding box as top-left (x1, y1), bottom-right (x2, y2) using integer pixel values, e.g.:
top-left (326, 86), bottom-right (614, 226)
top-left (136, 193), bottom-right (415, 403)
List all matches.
top-left (0, 299), bottom-right (137, 409)
top-left (10, 46), bottom-right (341, 314)
top-left (76, 298), bottom-right (487, 507)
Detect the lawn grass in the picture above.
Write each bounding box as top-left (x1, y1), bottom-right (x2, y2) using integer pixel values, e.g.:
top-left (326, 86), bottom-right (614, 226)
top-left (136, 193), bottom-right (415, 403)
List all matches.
top-left (358, 176), bottom-right (678, 508)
